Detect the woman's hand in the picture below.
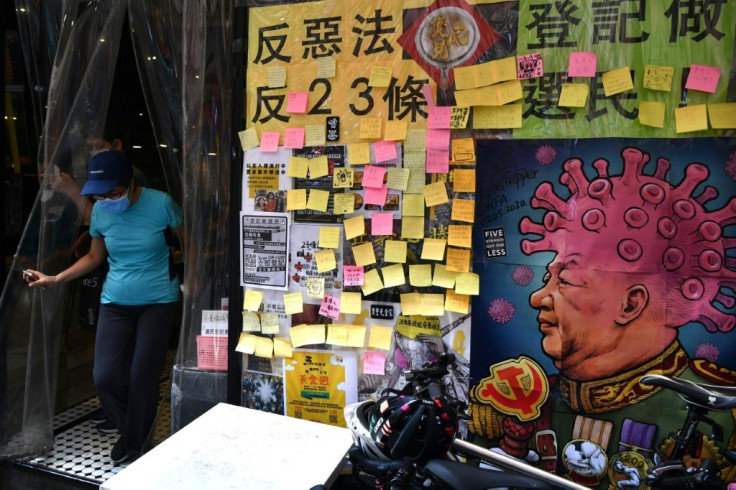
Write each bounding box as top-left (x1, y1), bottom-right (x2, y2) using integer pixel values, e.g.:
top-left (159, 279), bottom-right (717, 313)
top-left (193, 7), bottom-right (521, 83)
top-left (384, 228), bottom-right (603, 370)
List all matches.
top-left (23, 269), bottom-right (58, 289)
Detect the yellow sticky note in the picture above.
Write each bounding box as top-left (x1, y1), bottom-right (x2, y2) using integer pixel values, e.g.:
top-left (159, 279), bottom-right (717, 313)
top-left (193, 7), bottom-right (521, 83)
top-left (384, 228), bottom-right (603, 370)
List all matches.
top-left (451, 198), bottom-right (475, 223)
top-left (451, 138), bottom-right (475, 164)
top-left (453, 169), bottom-right (476, 193)
top-left (386, 168), bottom-right (410, 191)
top-left (421, 238), bottom-right (447, 261)
top-left (445, 290), bottom-right (470, 314)
top-left (423, 182), bottom-right (449, 207)
top-left (242, 311), bottom-right (261, 332)
top-left (305, 125), bottom-right (326, 146)
top-left (602, 67), bottom-right (634, 97)
top-left (346, 325), bottom-right (367, 348)
top-left (254, 337), bottom-right (273, 358)
top-left (333, 193), bottom-right (356, 214)
top-left (288, 156), bottom-right (309, 178)
top-left (454, 64), bottom-right (477, 90)
top-left (306, 277), bottom-right (325, 299)
top-left (267, 66), bottom-right (286, 88)
top-left (455, 272), bottom-right (480, 296)
top-left (236, 333), bottom-right (258, 354)
top-left (401, 216), bottom-right (424, 239)
top-left (495, 104), bottom-right (523, 128)
top-left (369, 66), bottom-right (392, 87)
top-left (708, 103), bottom-right (736, 129)
top-left (432, 264), bottom-right (457, 288)
top-left (316, 56), bottom-right (336, 79)
top-left (308, 155), bottom-right (329, 179)
top-left (406, 168), bottom-right (426, 194)
top-left (361, 268), bottom-right (384, 295)
top-left (448, 225), bottom-right (472, 248)
top-left (283, 292), bottom-right (304, 314)
top-left (360, 118), bottom-right (383, 139)
top-left (643, 65), bottom-right (674, 92)
top-left (450, 107), bottom-right (470, 129)
top-left (368, 325), bottom-right (393, 350)
top-left (306, 189), bottom-right (329, 212)
top-left (558, 83), bottom-right (589, 107)
top-left (400, 293), bottom-right (423, 315)
top-left (273, 337), bottom-right (293, 358)
top-left (491, 56), bottom-right (518, 83)
top-left (638, 101), bottom-right (666, 128)
top-left (340, 291), bottom-right (362, 314)
top-left (348, 143), bottom-right (372, 165)
top-left (315, 249), bottom-right (337, 273)
top-left (327, 324), bottom-right (350, 346)
top-left (352, 242), bottom-right (376, 266)
top-left (446, 248), bottom-right (471, 272)
top-left (402, 194), bottom-right (425, 217)
top-left (409, 264), bottom-right (433, 287)
top-left (421, 294), bottom-right (445, 316)
top-left (289, 324), bottom-right (326, 347)
top-left (494, 80), bottom-right (523, 105)
top-left (381, 264), bottom-right (406, 288)
top-left (333, 167), bottom-right (354, 188)
top-left (287, 189), bottom-right (307, 210)
top-left (384, 240), bottom-right (407, 263)
top-left (344, 215), bottom-right (365, 239)
top-left (319, 227), bottom-right (341, 249)
top-left (384, 120), bottom-right (408, 141)
top-left (243, 289), bottom-right (263, 312)
top-left (404, 129), bottom-right (427, 153)
top-left (675, 104), bottom-right (708, 133)
top-left (454, 87), bottom-right (482, 107)
top-left (474, 106), bottom-right (495, 129)
top-left (238, 128), bottom-right (259, 150)
top-left (260, 313), bottom-right (280, 334)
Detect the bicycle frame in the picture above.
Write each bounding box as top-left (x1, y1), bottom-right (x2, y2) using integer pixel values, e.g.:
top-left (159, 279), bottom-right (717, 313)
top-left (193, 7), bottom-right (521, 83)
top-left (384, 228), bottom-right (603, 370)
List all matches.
top-left (450, 439), bottom-right (589, 490)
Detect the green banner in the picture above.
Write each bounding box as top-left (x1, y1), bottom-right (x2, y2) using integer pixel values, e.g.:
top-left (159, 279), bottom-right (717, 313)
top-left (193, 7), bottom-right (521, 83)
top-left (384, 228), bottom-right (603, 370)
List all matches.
top-left (514, 0), bottom-right (735, 138)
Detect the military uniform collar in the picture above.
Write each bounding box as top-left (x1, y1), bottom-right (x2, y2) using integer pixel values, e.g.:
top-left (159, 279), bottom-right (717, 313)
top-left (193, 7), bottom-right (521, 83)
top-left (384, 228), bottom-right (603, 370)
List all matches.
top-left (558, 341), bottom-right (689, 414)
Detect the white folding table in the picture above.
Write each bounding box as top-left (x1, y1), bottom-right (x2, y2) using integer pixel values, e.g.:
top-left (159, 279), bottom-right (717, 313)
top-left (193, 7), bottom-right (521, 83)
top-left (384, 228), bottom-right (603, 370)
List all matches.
top-left (100, 403), bottom-right (353, 490)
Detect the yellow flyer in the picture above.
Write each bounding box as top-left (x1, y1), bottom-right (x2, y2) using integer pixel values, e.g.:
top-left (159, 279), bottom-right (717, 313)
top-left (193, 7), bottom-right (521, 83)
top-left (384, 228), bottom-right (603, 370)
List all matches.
top-left (285, 350), bottom-right (357, 428)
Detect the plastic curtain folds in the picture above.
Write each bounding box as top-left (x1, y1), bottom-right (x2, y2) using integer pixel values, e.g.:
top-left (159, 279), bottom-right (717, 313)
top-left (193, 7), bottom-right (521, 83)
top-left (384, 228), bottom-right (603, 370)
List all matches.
top-left (12, 0), bottom-right (65, 143)
top-left (126, 1), bottom-right (184, 206)
top-left (171, 0), bottom-right (233, 426)
top-left (0, 1), bottom-right (126, 459)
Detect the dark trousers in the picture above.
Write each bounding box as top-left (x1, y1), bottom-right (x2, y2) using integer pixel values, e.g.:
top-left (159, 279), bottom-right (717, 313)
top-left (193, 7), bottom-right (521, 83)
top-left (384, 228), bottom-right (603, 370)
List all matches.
top-left (94, 302), bottom-right (176, 452)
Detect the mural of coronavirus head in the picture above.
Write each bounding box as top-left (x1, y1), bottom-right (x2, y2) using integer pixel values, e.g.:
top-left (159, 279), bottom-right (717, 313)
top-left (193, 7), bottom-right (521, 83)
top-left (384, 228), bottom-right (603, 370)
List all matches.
top-left (518, 147), bottom-right (735, 380)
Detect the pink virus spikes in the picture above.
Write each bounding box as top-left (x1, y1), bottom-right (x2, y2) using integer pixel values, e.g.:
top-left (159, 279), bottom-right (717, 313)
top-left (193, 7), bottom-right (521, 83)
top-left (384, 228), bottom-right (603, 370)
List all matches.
top-left (520, 146), bottom-right (736, 334)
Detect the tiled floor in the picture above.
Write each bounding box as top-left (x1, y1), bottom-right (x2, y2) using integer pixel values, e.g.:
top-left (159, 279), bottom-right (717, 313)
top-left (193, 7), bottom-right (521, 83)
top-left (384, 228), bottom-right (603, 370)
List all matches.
top-left (22, 354), bottom-right (175, 486)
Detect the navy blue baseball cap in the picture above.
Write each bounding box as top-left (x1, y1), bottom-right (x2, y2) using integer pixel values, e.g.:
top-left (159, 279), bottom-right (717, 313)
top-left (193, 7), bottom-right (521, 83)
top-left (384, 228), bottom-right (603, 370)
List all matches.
top-left (80, 151), bottom-right (134, 196)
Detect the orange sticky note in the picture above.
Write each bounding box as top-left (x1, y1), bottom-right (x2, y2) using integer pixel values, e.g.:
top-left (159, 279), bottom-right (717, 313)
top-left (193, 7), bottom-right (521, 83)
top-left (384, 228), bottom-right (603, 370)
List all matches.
top-left (446, 248), bottom-right (471, 272)
top-left (360, 118), bottom-right (382, 139)
top-left (448, 225), bottom-right (473, 248)
top-left (453, 169), bottom-right (476, 193)
top-left (451, 198), bottom-right (475, 223)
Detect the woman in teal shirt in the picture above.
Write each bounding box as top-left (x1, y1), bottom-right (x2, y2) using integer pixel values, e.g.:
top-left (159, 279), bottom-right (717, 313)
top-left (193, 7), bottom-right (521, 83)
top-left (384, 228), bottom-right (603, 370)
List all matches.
top-left (25, 150), bottom-right (182, 464)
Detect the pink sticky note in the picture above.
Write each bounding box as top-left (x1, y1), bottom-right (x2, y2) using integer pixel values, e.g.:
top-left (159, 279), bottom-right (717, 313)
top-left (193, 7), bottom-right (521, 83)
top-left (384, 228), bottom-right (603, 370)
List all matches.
top-left (568, 52), bottom-right (597, 78)
top-left (344, 265), bottom-right (364, 286)
top-left (364, 184), bottom-right (388, 206)
top-left (517, 52), bottom-right (543, 80)
top-left (685, 65), bottom-right (721, 93)
top-left (371, 212), bottom-right (394, 236)
top-left (319, 295), bottom-right (340, 320)
top-left (286, 92), bottom-right (309, 113)
top-left (284, 128), bottom-right (305, 149)
top-left (260, 131), bottom-right (280, 152)
top-left (363, 351), bottom-right (386, 375)
top-left (373, 141), bottom-right (398, 163)
top-left (426, 149), bottom-right (449, 174)
top-left (426, 129), bottom-right (450, 151)
top-left (362, 165), bottom-right (386, 188)
top-left (422, 83), bottom-right (435, 107)
top-left (427, 106), bottom-right (452, 129)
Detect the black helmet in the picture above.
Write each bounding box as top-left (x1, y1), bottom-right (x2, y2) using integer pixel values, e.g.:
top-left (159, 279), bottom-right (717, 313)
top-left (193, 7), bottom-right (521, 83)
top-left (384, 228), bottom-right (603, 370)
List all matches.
top-left (367, 393), bottom-right (458, 462)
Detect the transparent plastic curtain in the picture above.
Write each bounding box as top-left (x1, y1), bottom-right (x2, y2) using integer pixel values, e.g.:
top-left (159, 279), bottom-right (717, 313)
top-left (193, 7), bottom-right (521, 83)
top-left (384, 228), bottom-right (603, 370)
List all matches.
top-left (176, 0), bottom-right (232, 390)
top-left (126, 1), bottom-right (184, 206)
top-left (0, 1), bottom-right (126, 459)
top-left (12, 0), bottom-right (65, 144)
